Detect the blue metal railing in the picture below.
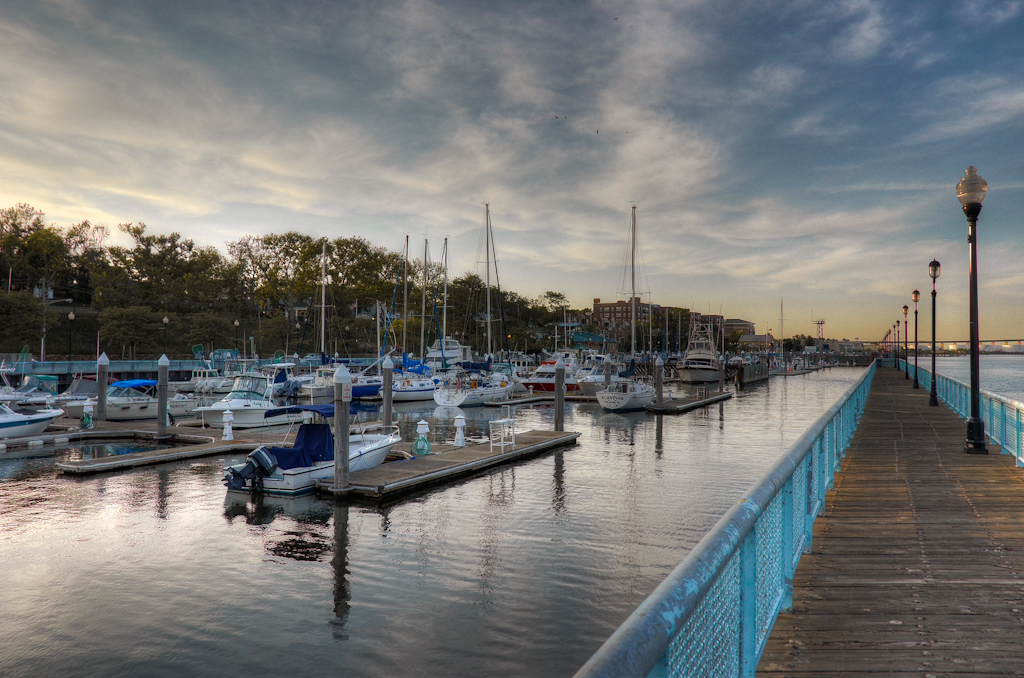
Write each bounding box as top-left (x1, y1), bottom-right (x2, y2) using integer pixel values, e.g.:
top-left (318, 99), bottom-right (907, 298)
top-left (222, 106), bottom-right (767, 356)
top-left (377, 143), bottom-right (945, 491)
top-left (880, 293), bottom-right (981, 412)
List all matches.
top-left (574, 361), bottom-right (876, 678)
top-left (903, 360), bottom-right (1024, 465)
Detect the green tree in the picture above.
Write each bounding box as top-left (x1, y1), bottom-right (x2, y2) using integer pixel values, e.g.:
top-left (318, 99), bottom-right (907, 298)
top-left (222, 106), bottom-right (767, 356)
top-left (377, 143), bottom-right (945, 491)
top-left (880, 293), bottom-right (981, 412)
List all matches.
top-left (182, 311), bottom-right (232, 357)
top-left (99, 306), bottom-right (159, 359)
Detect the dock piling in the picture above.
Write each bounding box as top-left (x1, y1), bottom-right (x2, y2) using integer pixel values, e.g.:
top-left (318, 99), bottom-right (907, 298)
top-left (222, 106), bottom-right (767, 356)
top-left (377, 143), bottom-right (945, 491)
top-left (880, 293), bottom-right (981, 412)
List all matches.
top-left (381, 355), bottom-right (393, 429)
top-left (157, 354), bottom-right (169, 438)
top-left (655, 355), bottom-right (664, 405)
top-left (554, 357), bottom-right (565, 432)
top-left (96, 352), bottom-right (109, 421)
top-left (333, 364), bottom-right (352, 494)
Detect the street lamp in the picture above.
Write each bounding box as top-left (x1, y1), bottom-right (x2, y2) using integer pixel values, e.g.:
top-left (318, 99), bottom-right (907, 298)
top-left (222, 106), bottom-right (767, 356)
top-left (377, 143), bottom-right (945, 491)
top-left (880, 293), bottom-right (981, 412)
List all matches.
top-left (162, 316), bottom-right (170, 356)
top-left (928, 260), bottom-right (940, 406)
top-left (67, 310), bottom-right (75, 363)
top-left (902, 305), bottom-right (909, 379)
top-left (911, 291), bottom-right (920, 389)
top-left (234, 319), bottom-right (240, 353)
top-left (896, 320), bottom-right (901, 370)
top-left (957, 165), bottom-right (988, 454)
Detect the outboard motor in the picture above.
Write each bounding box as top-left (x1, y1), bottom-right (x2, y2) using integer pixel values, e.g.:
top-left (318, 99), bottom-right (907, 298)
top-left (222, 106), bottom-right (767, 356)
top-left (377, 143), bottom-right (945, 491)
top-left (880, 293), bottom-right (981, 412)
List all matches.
top-left (224, 446), bottom-right (278, 491)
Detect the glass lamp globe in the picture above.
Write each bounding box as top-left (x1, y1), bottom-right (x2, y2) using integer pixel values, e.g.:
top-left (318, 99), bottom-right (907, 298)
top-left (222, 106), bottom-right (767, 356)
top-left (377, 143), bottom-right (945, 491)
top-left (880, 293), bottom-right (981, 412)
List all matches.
top-left (912, 290), bottom-right (920, 303)
top-left (929, 260), bottom-right (941, 280)
top-left (903, 305), bottom-right (909, 317)
top-left (956, 166), bottom-right (987, 206)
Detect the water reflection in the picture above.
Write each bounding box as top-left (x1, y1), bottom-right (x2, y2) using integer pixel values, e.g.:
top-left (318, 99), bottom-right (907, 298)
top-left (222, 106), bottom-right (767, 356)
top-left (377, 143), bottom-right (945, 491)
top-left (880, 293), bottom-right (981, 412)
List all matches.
top-left (552, 450), bottom-right (566, 513)
top-left (332, 502), bottom-right (351, 638)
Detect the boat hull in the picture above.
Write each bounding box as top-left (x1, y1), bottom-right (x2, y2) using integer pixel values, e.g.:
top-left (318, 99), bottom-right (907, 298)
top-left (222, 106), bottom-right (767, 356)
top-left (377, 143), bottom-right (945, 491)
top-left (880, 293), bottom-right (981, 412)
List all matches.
top-left (225, 432), bottom-right (400, 495)
top-left (677, 368), bottom-right (722, 383)
top-left (595, 389), bottom-right (654, 412)
top-left (0, 410), bottom-right (63, 439)
top-left (196, 404), bottom-right (301, 428)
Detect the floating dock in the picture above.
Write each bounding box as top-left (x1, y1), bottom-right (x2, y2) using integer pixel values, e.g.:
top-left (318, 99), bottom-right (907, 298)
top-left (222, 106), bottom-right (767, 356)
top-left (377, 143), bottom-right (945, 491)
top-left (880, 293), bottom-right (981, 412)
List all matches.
top-left (317, 429), bottom-right (581, 500)
top-left (484, 393), bottom-right (594, 406)
top-left (645, 390), bottom-right (733, 414)
top-left (55, 437), bottom-right (257, 474)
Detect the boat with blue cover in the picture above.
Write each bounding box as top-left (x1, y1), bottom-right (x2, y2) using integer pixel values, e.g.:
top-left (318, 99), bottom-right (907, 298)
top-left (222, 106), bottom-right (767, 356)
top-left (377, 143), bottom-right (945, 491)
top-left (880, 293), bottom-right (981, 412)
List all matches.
top-left (223, 404), bottom-right (401, 495)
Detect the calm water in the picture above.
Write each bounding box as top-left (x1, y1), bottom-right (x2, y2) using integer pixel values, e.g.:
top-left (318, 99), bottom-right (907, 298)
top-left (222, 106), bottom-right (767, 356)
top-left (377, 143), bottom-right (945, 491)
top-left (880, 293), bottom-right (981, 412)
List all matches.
top-left (932, 355), bottom-right (1024, 401)
top-left (1, 369), bottom-right (864, 678)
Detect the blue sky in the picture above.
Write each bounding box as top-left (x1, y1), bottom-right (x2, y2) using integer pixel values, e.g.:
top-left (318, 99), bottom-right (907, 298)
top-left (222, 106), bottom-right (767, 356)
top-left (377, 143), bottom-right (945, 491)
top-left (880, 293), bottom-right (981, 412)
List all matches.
top-left (2, 0), bottom-right (1023, 342)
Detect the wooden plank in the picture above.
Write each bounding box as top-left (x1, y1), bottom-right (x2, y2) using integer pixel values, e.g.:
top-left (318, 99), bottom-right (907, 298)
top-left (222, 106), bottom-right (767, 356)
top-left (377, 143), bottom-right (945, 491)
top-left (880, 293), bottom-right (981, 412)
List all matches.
top-left (757, 367), bottom-right (1024, 676)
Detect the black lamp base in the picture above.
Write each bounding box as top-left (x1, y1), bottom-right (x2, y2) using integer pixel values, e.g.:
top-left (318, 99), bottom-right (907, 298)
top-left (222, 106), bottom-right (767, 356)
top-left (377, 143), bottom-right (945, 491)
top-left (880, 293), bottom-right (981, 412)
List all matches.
top-left (964, 419), bottom-right (988, 454)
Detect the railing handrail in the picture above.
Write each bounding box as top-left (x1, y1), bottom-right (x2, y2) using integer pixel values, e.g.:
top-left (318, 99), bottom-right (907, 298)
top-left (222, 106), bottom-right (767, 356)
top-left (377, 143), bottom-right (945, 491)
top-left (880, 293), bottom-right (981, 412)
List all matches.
top-left (902, 358), bottom-right (1024, 410)
top-left (575, 361), bottom-right (877, 678)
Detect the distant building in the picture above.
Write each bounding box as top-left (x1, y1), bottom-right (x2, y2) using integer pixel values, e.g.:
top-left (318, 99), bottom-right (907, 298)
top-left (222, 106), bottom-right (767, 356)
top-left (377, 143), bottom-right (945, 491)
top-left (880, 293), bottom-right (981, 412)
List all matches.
top-left (593, 297), bottom-right (671, 329)
top-left (724, 319), bottom-right (756, 336)
top-left (739, 333), bottom-right (775, 350)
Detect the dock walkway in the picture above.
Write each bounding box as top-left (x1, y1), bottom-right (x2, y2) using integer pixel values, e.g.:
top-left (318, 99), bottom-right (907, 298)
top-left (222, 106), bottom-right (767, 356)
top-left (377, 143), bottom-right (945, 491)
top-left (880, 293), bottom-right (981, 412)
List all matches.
top-left (318, 429), bottom-right (580, 500)
top-left (758, 367), bottom-right (1024, 676)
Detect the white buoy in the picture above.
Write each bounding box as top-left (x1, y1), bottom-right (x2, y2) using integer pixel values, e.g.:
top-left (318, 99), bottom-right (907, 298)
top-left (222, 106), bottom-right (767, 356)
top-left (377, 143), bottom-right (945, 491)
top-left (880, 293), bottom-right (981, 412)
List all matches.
top-left (0, 443), bottom-right (6, 451)
top-left (453, 413), bottom-right (466, 447)
top-left (222, 409), bottom-right (234, 441)
top-left (413, 419), bottom-right (431, 455)
top-left (28, 439), bottom-right (44, 447)
top-left (55, 437), bottom-right (69, 445)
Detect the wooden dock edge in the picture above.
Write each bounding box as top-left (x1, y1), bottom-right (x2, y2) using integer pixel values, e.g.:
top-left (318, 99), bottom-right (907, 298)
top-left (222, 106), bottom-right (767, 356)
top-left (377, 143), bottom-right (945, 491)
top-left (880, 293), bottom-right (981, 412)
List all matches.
top-left (318, 431), bottom-right (582, 500)
top-left (56, 437), bottom-right (250, 475)
top-left (645, 391), bottom-right (733, 414)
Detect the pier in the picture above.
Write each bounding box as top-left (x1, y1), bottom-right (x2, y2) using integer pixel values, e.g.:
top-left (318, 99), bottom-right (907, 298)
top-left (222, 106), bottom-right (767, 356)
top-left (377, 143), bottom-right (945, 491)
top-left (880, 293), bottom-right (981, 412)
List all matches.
top-left (758, 366), bottom-right (1022, 675)
top-left (645, 390), bottom-right (732, 414)
top-left (316, 429), bottom-right (580, 500)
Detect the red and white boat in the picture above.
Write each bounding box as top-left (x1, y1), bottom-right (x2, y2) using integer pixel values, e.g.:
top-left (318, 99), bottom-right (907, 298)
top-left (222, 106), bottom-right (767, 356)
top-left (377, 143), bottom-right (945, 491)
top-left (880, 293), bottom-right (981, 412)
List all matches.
top-left (521, 354), bottom-right (582, 393)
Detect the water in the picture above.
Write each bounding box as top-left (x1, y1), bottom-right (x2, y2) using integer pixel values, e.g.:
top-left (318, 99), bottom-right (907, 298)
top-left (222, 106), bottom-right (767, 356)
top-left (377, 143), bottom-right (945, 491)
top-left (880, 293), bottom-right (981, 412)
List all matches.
top-left (1, 370), bottom-right (864, 677)
top-left (932, 355), bottom-right (1024, 402)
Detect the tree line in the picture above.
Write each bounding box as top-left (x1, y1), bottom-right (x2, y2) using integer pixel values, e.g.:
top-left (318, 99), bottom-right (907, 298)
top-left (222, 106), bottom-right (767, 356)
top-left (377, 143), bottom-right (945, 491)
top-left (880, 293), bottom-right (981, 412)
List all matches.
top-left (0, 203), bottom-right (631, 360)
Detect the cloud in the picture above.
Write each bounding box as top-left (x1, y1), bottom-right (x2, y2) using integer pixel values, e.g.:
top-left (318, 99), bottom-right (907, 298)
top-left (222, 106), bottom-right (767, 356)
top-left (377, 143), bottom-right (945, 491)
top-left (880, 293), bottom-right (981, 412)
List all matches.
top-left (909, 77), bottom-right (1024, 142)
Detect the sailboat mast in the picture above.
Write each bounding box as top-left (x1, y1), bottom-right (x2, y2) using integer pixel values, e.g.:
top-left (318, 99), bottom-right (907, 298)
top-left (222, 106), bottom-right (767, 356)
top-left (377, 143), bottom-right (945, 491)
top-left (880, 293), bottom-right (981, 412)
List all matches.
top-left (485, 203), bottom-right (492, 357)
top-left (780, 298), bottom-right (785, 367)
top-left (320, 241), bottom-right (326, 355)
top-left (403, 235), bottom-right (408, 355)
top-left (420, 240), bottom-right (428, 358)
top-left (442, 237), bottom-right (448, 342)
top-left (630, 204), bottom-right (637, 358)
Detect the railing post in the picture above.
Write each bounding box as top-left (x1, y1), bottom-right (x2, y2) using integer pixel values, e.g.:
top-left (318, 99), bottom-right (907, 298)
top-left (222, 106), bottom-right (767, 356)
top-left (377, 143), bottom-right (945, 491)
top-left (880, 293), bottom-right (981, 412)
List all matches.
top-left (781, 479), bottom-right (794, 613)
top-left (1017, 408), bottom-right (1022, 467)
top-left (816, 436), bottom-right (825, 516)
top-left (739, 531), bottom-right (757, 678)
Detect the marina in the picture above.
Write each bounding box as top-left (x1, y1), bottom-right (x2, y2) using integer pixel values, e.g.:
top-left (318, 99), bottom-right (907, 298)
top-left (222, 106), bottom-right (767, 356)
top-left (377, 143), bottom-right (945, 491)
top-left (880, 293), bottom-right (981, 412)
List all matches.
top-left (0, 365), bottom-right (866, 678)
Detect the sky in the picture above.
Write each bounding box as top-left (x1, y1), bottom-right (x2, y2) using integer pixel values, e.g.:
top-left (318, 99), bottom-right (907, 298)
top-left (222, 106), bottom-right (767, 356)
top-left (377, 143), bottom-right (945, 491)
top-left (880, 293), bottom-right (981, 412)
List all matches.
top-left (2, 0), bottom-right (1023, 343)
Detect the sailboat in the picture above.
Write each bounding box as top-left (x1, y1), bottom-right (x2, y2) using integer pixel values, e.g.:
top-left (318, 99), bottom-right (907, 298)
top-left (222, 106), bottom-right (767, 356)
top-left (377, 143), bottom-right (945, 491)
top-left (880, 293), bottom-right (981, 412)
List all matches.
top-left (596, 205), bottom-right (656, 412)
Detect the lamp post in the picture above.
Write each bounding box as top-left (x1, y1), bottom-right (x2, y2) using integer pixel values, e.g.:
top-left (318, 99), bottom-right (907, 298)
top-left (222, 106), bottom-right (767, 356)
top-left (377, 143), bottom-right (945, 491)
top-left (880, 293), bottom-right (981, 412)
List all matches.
top-left (912, 291), bottom-right (920, 388)
top-left (67, 310), bottom-right (75, 363)
top-left (234, 319), bottom-right (240, 353)
top-left (903, 305), bottom-right (909, 379)
top-left (162, 316), bottom-right (170, 356)
top-left (957, 166), bottom-right (988, 454)
top-left (928, 260), bottom-right (940, 406)
top-left (896, 321), bottom-right (901, 370)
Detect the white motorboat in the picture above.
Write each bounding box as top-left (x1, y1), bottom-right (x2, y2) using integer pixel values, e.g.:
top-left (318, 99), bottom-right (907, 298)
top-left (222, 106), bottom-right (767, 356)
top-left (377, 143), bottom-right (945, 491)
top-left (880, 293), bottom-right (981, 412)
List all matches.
top-left (0, 403), bottom-right (65, 439)
top-left (521, 355), bottom-right (581, 393)
top-left (223, 406), bottom-right (401, 495)
top-left (194, 375), bottom-right (302, 428)
top-left (299, 365), bottom-right (337, 400)
top-left (424, 337), bottom-right (473, 370)
top-left (678, 313), bottom-right (724, 383)
top-left (596, 379), bottom-right (655, 412)
top-left (62, 380), bottom-right (198, 421)
top-left (433, 372), bottom-right (513, 407)
top-left (0, 375), bottom-right (60, 406)
top-left (576, 355), bottom-right (629, 397)
top-left (169, 367), bottom-right (231, 394)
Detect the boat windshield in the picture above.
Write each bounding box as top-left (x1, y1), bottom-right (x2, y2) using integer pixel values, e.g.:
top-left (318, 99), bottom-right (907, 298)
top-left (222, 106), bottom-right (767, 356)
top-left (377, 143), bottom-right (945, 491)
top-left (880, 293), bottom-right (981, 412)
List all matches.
top-left (107, 386), bottom-right (146, 398)
top-left (0, 403), bottom-right (15, 415)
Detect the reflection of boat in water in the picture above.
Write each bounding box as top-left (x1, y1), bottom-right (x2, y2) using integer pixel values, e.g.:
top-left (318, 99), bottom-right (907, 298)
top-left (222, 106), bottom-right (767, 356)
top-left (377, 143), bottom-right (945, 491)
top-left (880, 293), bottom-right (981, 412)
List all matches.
top-left (224, 405), bottom-right (401, 495)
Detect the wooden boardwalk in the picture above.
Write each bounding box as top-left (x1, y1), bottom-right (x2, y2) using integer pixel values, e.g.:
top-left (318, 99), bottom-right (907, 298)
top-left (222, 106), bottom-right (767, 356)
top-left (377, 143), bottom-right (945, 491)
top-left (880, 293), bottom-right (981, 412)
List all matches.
top-left (758, 366), bottom-right (1024, 676)
top-left (318, 429), bottom-right (580, 500)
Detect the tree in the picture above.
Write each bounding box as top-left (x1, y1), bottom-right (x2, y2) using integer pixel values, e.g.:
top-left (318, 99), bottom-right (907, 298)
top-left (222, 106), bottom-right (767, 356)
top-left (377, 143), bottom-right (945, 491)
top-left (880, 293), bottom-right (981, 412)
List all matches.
top-left (99, 306), bottom-right (159, 359)
top-left (182, 311), bottom-right (232, 357)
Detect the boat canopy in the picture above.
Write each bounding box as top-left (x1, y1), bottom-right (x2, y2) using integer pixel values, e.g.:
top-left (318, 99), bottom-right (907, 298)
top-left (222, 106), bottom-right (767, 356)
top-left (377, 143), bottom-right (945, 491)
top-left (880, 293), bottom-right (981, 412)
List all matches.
top-left (270, 423), bottom-right (335, 470)
top-left (110, 379), bottom-right (157, 388)
top-left (263, 403), bottom-right (356, 419)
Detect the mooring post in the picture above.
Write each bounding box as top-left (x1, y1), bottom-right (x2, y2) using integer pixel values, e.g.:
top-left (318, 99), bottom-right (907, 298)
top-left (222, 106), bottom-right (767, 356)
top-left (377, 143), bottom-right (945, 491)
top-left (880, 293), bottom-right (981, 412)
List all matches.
top-left (655, 355), bottom-right (664, 405)
top-left (333, 364), bottom-right (352, 494)
top-left (96, 352), bottom-right (109, 422)
top-left (157, 354), bottom-right (169, 438)
top-left (554, 357), bottom-right (565, 432)
top-left (382, 355), bottom-right (393, 429)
